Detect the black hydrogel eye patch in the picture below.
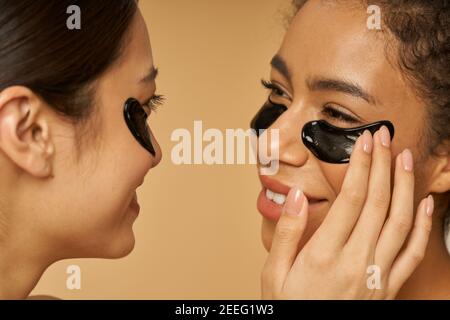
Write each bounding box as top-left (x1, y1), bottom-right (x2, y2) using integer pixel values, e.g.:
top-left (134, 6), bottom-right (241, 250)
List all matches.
top-left (250, 101), bottom-right (288, 136)
top-left (302, 120), bottom-right (395, 164)
top-left (123, 98), bottom-right (156, 156)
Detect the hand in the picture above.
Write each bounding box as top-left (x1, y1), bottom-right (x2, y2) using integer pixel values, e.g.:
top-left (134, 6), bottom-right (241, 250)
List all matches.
top-left (261, 126), bottom-right (434, 299)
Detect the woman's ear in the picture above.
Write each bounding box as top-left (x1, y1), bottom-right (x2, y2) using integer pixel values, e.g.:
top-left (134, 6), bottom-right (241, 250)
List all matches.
top-left (0, 86), bottom-right (55, 178)
top-left (427, 142), bottom-right (450, 194)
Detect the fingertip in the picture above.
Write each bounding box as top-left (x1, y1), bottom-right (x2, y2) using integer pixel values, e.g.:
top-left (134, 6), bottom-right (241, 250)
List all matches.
top-left (426, 195), bottom-right (434, 217)
top-left (401, 149), bottom-right (414, 172)
top-left (301, 195), bottom-right (309, 215)
top-left (284, 187), bottom-right (306, 216)
top-left (415, 196), bottom-right (433, 235)
top-left (379, 125), bottom-right (391, 148)
top-left (361, 129), bottom-right (373, 154)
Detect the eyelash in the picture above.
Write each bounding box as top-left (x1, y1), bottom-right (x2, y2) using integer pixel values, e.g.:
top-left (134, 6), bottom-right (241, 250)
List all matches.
top-left (261, 79), bottom-right (287, 98)
top-left (321, 106), bottom-right (359, 124)
top-left (261, 79), bottom-right (359, 124)
top-left (142, 94), bottom-right (166, 114)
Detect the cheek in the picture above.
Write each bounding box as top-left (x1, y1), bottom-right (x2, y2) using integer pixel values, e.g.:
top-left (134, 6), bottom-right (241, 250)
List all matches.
top-left (320, 164), bottom-right (348, 199)
top-left (57, 127), bottom-right (152, 246)
top-left (97, 133), bottom-right (152, 217)
top-left (106, 100), bottom-right (154, 184)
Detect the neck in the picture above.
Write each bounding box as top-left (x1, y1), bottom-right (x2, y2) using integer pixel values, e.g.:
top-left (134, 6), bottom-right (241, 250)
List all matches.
top-left (0, 228), bottom-right (54, 299)
top-left (396, 212), bottom-right (450, 299)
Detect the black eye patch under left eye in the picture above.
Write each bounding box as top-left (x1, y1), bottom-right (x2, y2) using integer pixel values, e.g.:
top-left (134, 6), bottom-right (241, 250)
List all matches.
top-left (123, 98), bottom-right (156, 156)
top-left (301, 120), bottom-right (395, 164)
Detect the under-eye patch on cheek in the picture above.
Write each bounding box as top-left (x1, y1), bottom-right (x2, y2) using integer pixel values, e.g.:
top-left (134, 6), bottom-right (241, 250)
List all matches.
top-left (302, 120), bottom-right (395, 164)
top-left (250, 101), bottom-right (288, 136)
top-left (123, 98), bottom-right (156, 157)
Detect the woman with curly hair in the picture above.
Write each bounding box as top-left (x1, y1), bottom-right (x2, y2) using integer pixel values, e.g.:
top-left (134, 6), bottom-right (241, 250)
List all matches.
top-left (256, 0), bottom-right (450, 299)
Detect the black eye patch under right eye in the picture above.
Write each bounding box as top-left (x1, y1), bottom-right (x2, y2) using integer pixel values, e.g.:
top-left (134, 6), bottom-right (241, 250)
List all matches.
top-left (250, 100), bottom-right (287, 136)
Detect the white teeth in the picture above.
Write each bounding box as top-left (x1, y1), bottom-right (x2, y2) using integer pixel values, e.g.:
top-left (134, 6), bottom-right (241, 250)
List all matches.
top-left (266, 189), bottom-right (275, 200)
top-left (266, 188), bottom-right (286, 205)
top-left (273, 193), bottom-right (286, 205)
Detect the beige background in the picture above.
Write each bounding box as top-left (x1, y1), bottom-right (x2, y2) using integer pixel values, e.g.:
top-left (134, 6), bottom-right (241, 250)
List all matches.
top-left (32, 0), bottom-right (291, 299)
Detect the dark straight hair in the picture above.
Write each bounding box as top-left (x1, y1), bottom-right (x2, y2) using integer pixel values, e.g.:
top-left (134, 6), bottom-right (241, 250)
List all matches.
top-left (0, 0), bottom-right (139, 121)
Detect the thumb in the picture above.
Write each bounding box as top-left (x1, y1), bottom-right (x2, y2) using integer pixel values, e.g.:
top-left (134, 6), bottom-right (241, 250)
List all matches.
top-left (263, 187), bottom-right (309, 293)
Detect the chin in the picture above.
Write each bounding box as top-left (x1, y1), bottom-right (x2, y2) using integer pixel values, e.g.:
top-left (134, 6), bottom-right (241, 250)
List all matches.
top-left (100, 230), bottom-right (136, 259)
top-left (101, 207), bottom-right (140, 259)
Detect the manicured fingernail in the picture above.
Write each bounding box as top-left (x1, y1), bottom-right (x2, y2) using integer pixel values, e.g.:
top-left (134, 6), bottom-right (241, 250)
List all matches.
top-left (285, 187), bottom-right (306, 216)
top-left (401, 149), bottom-right (414, 172)
top-left (426, 195), bottom-right (434, 217)
top-left (361, 130), bottom-right (373, 154)
top-left (379, 126), bottom-right (391, 148)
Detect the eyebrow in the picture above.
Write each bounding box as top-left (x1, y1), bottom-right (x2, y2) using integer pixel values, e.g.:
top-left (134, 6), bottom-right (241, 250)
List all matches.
top-left (270, 55), bottom-right (291, 80)
top-left (139, 66), bottom-right (159, 84)
top-left (307, 77), bottom-right (376, 104)
top-left (270, 54), bottom-right (376, 105)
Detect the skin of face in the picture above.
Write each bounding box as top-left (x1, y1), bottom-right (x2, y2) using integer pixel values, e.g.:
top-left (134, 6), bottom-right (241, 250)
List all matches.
top-left (0, 9), bottom-right (161, 297)
top-left (257, 1), bottom-right (450, 294)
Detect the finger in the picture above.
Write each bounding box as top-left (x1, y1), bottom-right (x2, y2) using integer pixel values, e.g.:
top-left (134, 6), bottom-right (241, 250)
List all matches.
top-left (347, 126), bottom-right (392, 252)
top-left (375, 149), bottom-right (415, 272)
top-left (262, 187), bottom-right (309, 294)
top-left (313, 130), bottom-right (373, 250)
top-left (388, 195), bottom-right (433, 296)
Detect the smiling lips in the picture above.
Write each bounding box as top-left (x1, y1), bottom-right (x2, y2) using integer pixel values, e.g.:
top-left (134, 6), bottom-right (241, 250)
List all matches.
top-left (257, 175), bottom-right (327, 220)
top-left (129, 191), bottom-right (140, 214)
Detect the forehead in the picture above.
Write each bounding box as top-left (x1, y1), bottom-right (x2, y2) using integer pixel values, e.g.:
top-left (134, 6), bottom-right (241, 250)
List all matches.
top-left (119, 10), bottom-right (154, 81)
top-left (280, 2), bottom-right (385, 90)
top-left (95, 10), bottom-right (155, 111)
top-left (278, 2), bottom-right (422, 112)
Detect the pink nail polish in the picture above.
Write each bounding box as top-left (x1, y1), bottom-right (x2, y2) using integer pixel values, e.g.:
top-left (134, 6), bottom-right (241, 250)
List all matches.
top-left (285, 187), bottom-right (305, 216)
top-left (379, 126), bottom-right (390, 148)
top-left (401, 149), bottom-right (414, 172)
top-left (362, 130), bottom-right (373, 154)
top-left (426, 195), bottom-right (434, 217)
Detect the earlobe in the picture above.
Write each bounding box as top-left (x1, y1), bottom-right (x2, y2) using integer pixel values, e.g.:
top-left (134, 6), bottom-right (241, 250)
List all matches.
top-left (427, 151), bottom-right (450, 194)
top-left (0, 86), bottom-right (55, 178)
top-left (445, 159), bottom-right (450, 171)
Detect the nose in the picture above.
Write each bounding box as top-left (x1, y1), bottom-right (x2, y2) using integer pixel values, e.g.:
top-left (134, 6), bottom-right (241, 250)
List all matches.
top-left (149, 129), bottom-right (162, 168)
top-left (265, 104), bottom-right (310, 168)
